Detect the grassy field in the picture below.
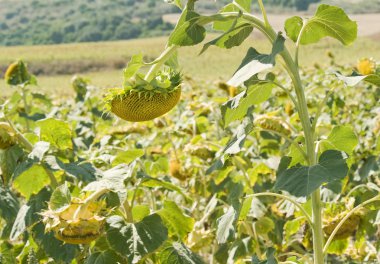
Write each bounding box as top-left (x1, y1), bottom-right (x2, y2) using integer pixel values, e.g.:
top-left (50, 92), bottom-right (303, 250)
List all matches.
top-left (1, 35), bottom-right (380, 98)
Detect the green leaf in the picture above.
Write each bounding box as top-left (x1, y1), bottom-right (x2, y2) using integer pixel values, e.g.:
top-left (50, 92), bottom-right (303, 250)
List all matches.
top-left (159, 241), bottom-right (205, 264)
top-left (37, 118), bottom-right (73, 150)
top-left (0, 186), bottom-right (19, 223)
top-left (228, 34), bottom-right (285, 87)
top-left (252, 247), bottom-right (278, 264)
top-left (28, 141), bottom-right (50, 161)
top-left (216, 206), bottom-right (236, 244)
top-left (255, 217), bottom-right (275, 235)
top-left (283, 218), bottom-right (304, 243)
top-left (165, 0), bottom-right (183, 10)
top-left (320, 125), bottom-right (358, 156)
top-left (157, 200), bottom-right (194, 239)
top-left (201, 23), bottom-right (253, 54)
top-left (0, 145), bottom-right (24, 185)
top-left (335, 71), bottom-right (380, 87)
top-left (275, 150), bottom-right (349, 197)
top-left (221, 82), bottom-right (274, 126)
top-left (32, 222), bottom-right (79, 262)
top-left (132, 205), bottom-right (150, 222)
top-left (10, 188), bottom-right (50, 241)
top-left (0, 243), bottom-right (17, 264)
top-left (214, 166), bottom-right (235, 185)
top-left (106, 214), bottom-right (168, 264)
top-left (223, 114), bottom-right (254, 154)
top-left (326, 238), bottom-right (349, 254)
top-left (213, 2), bottom-right (250, 32)
top-left (45, 156), bottom-right (98, 182)
top-left (285, 4), bottom-right (357, 45)
top-left (169, 8), bottom-right (206, 46)
top-left (83, 164), bottom-right (132, 195)
top-left (233, 0), bottom-right (252, 12)
top-left (123, 53), bottom-right (144, 80)
top-left (85, 250), bottom-right (125, 264)
top-left (140, 175), bottom-right (191, 201)
top-left (112, 149), bottom-right (144, 166)
top-left (13, 164), bottom-right (50, 199)
top-left (49, 183), bottom-right (71, 211)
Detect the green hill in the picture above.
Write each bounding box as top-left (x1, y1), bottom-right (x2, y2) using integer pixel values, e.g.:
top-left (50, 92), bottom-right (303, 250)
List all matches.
top-left (0, 0), bottom-right (378, 47)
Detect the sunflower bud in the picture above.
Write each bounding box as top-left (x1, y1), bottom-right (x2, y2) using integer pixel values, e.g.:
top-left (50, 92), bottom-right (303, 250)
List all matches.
top-left (4, 60), bottom-right (35, 86)
top-left (357, 58), bottom-right (376, 75)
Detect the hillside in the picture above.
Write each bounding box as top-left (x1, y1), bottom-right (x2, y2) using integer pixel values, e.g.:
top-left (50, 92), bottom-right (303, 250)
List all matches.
top-left (0, 0), bottom-right (319, 46)
top-left (0, 0), bottom-right (379, 47)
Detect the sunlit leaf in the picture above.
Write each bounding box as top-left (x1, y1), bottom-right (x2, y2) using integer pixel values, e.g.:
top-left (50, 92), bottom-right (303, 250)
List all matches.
top-left (201, 23), bottom-right (253, 54)
top-left (221, 82), bottom-right (274, 126)
top-left (157, 200), bottom-right (194, 239)
top-left (37, 118), bottom-right (73, 150)
top-left (13, 164), bottom-right (50, 199)
top-left (169, 8), bottom-right (206, 46)
top-left (216, 206), bottom-right (236, 244)
top-left (285, 5), bottom-right (357, 45)
top-left (228, 34), bottom-right (284, 87)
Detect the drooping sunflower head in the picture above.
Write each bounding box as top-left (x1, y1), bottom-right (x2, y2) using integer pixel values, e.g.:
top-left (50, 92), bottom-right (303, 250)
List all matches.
top-left (357, 58), bottom-right (376, 75)
top-left (254, 115), bottom-right (291, 136)
top-left (4, 60), bottom-right (35, 86)
top-left (104, 69), bottom-right (182, 122)
top-left (42, 197), bottom-right (106, 244)
top-left (0, 122), bottom-right (16, 150)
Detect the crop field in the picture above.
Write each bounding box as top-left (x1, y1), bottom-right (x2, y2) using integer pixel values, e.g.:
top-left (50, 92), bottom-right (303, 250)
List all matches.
top-left (0, 1), bottom-right (380, 264)
top-left (1, 35), bottom-right (380, 98)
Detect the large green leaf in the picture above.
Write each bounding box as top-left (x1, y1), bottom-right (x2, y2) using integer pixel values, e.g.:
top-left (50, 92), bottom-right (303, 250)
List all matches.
top-left (0, 186), bottom-right (19, 223)
top-left (227, 34), bottom-right (284, 87)
top-left (285, 4), bottom-right (357, 45)
top-left (221, 82), bottom-right (274, 126)
top-left (85, 250), bottom-right (125, 264)
top-left (223, 114), bottom-right (254, 155)
top-left (123, 53), bottom-right (144, 80)
top-left (12, 164), bottom-right (50, 199)
top-left (10, 188), bottom-right (50, 241)
top-left (320, 125), bottom-right (358, 156)
top-left (112, 149), bottom-right (144, 166)
top-left (201, 23), bottom-right (253, 54)
top-left (83, 164), bottom-right (132, 194)
top-left (168, 8), bottom-right (206, 46)
top-left (106, 214), bottom-right (168, 264)
top-left (157, 200), bottom-right (194, 239)
top-left (0, 145), bottom-right (24, 184)
top-left (159, 242), bottom-right (205, 264)
top-left (213, 1), bottom-right (251, 32)
top-left (275, 150), bottom-right (349, 197)
top-left (37, 118), bottom-right (73, 150)
top-left (139, 174), bottom-right (191, 201)
top-left (216, 206), bottom-right (237, 244)
top-left (252, 247), bottom-right (278, 264)
top-left (335, 71), bottom-right (380, 87)
top-left (32, 222), bottom-right (79, 262)
top-left (49, 183), bottom-right (71, 211)
top-left (45, 155), bottom-right (98, 182)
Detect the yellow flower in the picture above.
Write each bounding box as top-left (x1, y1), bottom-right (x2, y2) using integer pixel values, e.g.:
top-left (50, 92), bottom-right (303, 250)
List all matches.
top-left (357, 58), bottom-right (376, 75)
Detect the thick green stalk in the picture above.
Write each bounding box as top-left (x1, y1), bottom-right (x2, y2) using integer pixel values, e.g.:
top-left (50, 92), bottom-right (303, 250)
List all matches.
top-left (239, 13), bottom-right (324, 264)
top-left (144, 45), bottom-right (177, 82)
top-left (149, 10), bottom-right (325, 263)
